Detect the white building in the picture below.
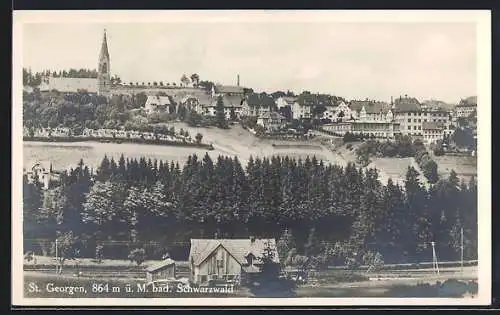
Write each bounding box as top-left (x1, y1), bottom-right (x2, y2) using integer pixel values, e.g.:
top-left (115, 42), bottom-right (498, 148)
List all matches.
top-left (144, 95), bottom-right (171, 114)
top-left (275, 96), bottom-right (297, 110)
top-left (455, 96), bottom-right (477, 118)
top-left (256, 112), bottom-right (287, 132)
top-left (422, 121), bottom-right (445, 145)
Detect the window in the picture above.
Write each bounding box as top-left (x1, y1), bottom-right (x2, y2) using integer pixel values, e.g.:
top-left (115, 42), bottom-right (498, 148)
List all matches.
top-left (408, 126), bottom-right (411, 130)
top-left (418, 126), bottom-right (421, 130)
top-left (414, 126), bottom-right (417, 130)
top-left (418, 119), bottom-right (421, 122)
top-left (414, 119), bottom-right (417, 122)
top-left (408, 119), bottom-right (411, 123)
top-left (217, 259), bottom-right (224, 268)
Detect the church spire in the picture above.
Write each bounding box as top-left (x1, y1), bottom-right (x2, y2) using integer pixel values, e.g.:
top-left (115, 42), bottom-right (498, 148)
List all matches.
top-left (99, 29), bottom-right (109, 60)
top-left (98, 28), bottom-right (111, 96)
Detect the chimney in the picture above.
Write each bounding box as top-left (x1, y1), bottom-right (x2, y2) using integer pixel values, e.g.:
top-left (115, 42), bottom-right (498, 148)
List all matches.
top-left (237, 74), bottom-right (240, 87)
top-left (390, 96), bottom-right (393, 105)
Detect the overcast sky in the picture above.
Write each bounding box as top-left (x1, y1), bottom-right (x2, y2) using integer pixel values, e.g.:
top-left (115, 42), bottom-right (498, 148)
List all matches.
top-left (22, 21), bottom-right (477, 103)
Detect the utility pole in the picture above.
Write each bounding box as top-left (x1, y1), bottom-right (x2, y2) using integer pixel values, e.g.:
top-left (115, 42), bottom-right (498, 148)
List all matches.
top-left (431, 241), bottom-right (439, 275)
top-left (55, 238), bottom-right (58, 274)
top-left (461, 227), bottom-right (464, 275)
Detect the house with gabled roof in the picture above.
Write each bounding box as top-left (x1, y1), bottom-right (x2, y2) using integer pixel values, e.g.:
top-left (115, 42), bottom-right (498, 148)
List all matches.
top-left (242, 93), bottom-right (276, 117)
top-left (205, 95), bottom-right (244, 119)
top-left (188, 237), bottom-right (279, 286)
top-left (144, 95), bottom-right (171, 114)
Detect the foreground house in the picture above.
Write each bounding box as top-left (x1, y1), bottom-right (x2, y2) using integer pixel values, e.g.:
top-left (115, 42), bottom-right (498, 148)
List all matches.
top-left (188, 238), bottom-right (279, 286)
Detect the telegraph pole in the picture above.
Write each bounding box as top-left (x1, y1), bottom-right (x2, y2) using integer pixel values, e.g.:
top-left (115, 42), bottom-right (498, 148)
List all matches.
top-left (431, 241), bottom-right (439, 275)
top-left (461, 227), bottom-right (464, 275)
top-left (55, 239), bottom-right (58, 274)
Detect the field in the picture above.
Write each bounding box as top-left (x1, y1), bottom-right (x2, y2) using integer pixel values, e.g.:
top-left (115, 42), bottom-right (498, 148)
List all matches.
top-left (368, 157), bottom-right (429, 188)
top-left (23, 123), bottom-right (347, 171)
top-left (433, 154), bottom-right (477, 182)
top-left (24, 124), bottom-right (476, 187)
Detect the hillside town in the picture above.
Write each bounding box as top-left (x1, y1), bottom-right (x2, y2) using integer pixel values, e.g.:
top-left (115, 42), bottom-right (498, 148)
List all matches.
top-left (23, 28), bottom-right (477, 149)
top-left (21, 28), bottom-right (479, 298)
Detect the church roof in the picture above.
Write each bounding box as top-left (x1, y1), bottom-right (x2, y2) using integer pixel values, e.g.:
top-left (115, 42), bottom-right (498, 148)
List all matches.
top-left (38, 77), bottom-right (98, 93)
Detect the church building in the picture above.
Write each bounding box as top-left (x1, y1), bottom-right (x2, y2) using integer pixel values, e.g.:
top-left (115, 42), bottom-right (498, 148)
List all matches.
top-left (38, 30), bottom-right (111, 96)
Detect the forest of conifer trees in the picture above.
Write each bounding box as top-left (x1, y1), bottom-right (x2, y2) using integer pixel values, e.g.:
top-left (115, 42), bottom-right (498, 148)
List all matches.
top-left (23, 153), bottom-right (477, 266)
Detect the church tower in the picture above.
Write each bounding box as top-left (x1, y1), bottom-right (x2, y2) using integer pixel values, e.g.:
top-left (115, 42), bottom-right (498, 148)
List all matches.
top-left (98, 29), bottom-right (111, 96)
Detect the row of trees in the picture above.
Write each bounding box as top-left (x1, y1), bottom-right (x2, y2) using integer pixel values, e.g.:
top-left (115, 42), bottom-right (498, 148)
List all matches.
top-left (24, 153), bottom-right (477, 266)
top-left (23, 68), bottom-right (100, 86)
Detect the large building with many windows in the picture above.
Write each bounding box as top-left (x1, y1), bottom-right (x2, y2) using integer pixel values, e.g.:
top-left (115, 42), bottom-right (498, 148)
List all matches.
top-left (393, 95), bottom-right (452, 139)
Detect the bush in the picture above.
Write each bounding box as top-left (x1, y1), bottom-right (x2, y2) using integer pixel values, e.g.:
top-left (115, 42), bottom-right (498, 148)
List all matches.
top-left (128, 248), bottom-right (146, 266)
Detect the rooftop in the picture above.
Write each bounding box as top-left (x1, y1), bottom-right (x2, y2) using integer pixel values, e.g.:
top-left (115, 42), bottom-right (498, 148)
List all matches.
top-left (246, 93), bottom-right (277, 107)
top-left (393, 96), bottom-right (422, 112)
top-left (214, 85), bottom-right (246, 94)
top-left (189, 238), bottom-right (279, 266)
top-left (146, 258), bottom-right (175, 272)
top-left (349, 100), bottom-right (391, 114)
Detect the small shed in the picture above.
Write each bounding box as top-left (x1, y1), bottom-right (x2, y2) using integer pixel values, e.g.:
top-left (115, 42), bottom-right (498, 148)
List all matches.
top-left (146, 259), bottom-right (176, 283)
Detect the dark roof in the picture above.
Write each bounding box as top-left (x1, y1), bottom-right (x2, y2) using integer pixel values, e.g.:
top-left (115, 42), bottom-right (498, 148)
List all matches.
top-left (393, 96), bottom-right (421, 112)
top-left (422, 121), bottom-right (444, 130)
top-left (421, 100), bottom-right (454, 111)
top-left (215, 85), bottom-right (246, 94)
top-left (246, 93), bottom-right (276, 107)
top-left (297, 93), bottom-right (336, 107)
top-left (210, 95), bottom-right (243, 108)
top-left (189, 238), bottom-right (279, 266)
top-left (146, 259), bottom-right (175, 272)
top-left (349, 100), bottom-right (391, 114)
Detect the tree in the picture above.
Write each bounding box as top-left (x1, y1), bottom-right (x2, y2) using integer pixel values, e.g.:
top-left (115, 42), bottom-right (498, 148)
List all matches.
top-left (195, 133), bottom-right (203, 144)
top-left (180, 74), bottom-right (190, 87)
top-left (51, 231), bottom-right (81, 273)
top-left (128, 248), bottom-right (146, 265)
top-left (215, 96), bottom-right (228, 129)
top-left (95, 244), bottom-right (104, 263)
top-left (422, 160), bottom-right (439, 184)
top-left (277, 229), bottom-right (295, 267)
top-left (258, 241), bottom-right (280, 279)
top-left (190, 74), bottom-right (200, 87)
